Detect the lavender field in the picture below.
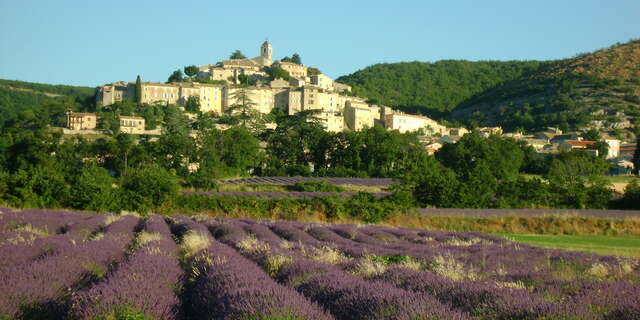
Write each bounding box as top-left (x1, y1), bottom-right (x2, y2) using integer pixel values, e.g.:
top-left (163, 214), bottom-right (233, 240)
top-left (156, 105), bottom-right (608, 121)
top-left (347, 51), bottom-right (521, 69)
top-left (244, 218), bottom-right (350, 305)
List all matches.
top-left (218, 177), bottom-right (395, 186)
top-left (1, 207), bottom-right (639, 319)
top-left (185, 191), bottom-right (393, 198)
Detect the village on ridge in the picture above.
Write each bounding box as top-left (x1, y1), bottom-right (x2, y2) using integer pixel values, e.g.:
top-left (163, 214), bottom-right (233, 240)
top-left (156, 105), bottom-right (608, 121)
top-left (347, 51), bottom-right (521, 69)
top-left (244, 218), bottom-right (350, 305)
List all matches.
top-left (65, 41), bottom-right (635, 172)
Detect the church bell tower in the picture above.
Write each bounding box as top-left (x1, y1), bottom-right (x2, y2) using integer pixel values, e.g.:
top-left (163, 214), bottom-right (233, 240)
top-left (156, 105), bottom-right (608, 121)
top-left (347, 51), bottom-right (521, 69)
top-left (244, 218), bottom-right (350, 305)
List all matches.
top-left (261, 41), bottom-right (272, 63)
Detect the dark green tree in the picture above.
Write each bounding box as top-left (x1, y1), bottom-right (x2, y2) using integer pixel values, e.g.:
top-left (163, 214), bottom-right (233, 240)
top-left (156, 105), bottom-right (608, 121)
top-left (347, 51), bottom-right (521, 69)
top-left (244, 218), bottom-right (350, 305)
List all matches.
top-left (237, 74), bottom-right (257, 86)
top-left (167, 70), bottom-right (184, 83)
top-left (97, 110), bottom-right (120, 135)
top-left (230, 50), bottom-right (246, 59)
top-left (185, 96), bottom-right (200, 113)
top-left (436, 132), bottom-right (524, 182)
top-left (584, 128), bottom-right (600, 141)
top-left (135, 75), bottom-right (142, 105)
top-left (291, 53), bottom-right (302, 64)
top-left (617, 179), bottom-right (640, 209)
top-left (223, 87), bottom-right (266, 135)
top-left (4, 163), bottom-right (70, 208)
top-left (184, 65), bottom-right (199, 79)
top-left (307, 67), bottom-right (321, 77)
top-left (546, 150), bottom-right (612, 208)
top-left (119, 164), bottom-right (179, 214)
top-left (634, 127), bottom-right (640, 175)
top-left (69, 163), bottom-right (116, 212)
top-left (267, 67), bottom-right (291, 81)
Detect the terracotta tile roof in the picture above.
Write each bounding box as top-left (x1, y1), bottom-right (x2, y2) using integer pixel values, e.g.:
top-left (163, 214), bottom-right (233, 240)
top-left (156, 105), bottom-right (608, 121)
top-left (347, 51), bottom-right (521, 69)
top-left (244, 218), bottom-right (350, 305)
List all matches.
top-left (564, 140), bottom-right (597, 147)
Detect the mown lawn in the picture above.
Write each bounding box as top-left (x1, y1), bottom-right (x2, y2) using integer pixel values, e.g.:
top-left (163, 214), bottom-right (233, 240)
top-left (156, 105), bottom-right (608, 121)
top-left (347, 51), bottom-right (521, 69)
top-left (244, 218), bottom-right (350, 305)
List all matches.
top-left (497, 234), bottom-right (640, 258)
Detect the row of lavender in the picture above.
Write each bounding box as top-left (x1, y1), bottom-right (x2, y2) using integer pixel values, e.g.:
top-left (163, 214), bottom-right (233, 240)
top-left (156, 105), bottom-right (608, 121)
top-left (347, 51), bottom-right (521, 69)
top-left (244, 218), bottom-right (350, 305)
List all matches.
top-left (418, 207), bottom-right (640, 219)
top-left (218, 176), bottom-right (395, 186)
top-left (199, 217), bottom-right (640, 319)
top-left (1, 207), bottom-right (639, 319)
top-left (186, 191), bottom-right (393, 198)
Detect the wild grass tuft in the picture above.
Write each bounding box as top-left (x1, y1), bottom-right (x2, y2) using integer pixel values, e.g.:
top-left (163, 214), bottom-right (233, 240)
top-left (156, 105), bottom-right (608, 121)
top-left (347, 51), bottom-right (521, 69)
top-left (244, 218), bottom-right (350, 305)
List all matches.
top-left (104, 215), bottom-right (123, 226)
top-left (135, 232), bottom-right (162, 247)
top-left (180, 231), bottom-right (211, 258)
top-left (14, 224), bottom-right (49, 237)
top-left (431, 252), bottom-right (477, 281)
top-left (236, 236), bottom-right (271, 255)
top-left (587, 262), bottom-right (609, 278)
top-left (307, 246), bottom-right (350, 264)
top-left (264, 254), bottom-right (293, 276)
top-left (351, 259), bottom-right (387, 278)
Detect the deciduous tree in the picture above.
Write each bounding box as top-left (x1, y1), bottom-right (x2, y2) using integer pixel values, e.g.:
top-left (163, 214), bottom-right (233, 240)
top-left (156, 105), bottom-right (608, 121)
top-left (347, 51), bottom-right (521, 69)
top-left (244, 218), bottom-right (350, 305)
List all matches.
top-left (230, 50), bottom-right (246, 59)
top-left (184, 65), bottom-right (199, 79)
top-left (167, 70), bottom-right (184, 83)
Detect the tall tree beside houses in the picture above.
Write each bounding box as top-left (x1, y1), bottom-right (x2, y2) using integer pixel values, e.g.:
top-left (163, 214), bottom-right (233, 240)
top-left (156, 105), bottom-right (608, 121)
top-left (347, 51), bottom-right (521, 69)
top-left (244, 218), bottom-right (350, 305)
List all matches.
top-left (224, 87), bottom-right (265, 135)
top-left (135, 75), bottom-right (142, 105)
top-left (292, 53), bottom-right (302, 64)
top-left (230, 50), bottom-right (246, 59)
top-left (183, 65), bottom-right (199, 79)
top-left (167, 70), bottom-right (184, 83)
top-left (634, 126), bottom-right (640, 175)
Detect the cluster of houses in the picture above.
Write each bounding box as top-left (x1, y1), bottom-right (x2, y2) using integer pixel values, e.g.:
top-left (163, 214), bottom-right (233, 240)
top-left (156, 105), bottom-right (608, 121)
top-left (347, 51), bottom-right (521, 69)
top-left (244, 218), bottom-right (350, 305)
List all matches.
top-left (67, 41), bottom-right (637, 172)
top-left (92, 41), bottom-right (466, 134)
top-left (66, 112), bottom-right (147, 134)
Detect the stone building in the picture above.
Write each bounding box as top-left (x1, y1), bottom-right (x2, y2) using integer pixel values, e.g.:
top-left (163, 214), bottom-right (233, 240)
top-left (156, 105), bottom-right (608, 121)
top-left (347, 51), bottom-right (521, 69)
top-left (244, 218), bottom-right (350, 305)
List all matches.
top-left (273, 61), bottom-right (308, 79)
top-left (120, 116), bottom-right (145, 134)
top-left (317, 111), bottom-right (344, 132)
top-left (344, 100), bottom-right (374, 131)
top-left (198, 41), bottom-right (272, 83)
top-left (98, 82), bottom-right (134, 106)
top-left (310, 74), bottom-right (333, 90)
top-left (66, 112), bottom-right (97, 130)
top-left (384, 112), bottom-right (446, 135)
top-left (223, 86), bottom-right (275, 114)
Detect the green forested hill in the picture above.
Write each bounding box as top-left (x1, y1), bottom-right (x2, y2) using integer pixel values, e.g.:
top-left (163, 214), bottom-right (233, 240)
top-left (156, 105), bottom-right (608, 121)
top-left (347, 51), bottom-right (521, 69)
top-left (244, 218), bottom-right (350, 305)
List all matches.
top-left (0, 79), bottom-right (95, 100)
top-left (0, 79), bottom-right (95, 133)
top-left (336, 60), bottom-right (552, 114)
top-left (452, 40), bottom-right (640, 132)
top-left (337, 40), bottom-right (640, 132)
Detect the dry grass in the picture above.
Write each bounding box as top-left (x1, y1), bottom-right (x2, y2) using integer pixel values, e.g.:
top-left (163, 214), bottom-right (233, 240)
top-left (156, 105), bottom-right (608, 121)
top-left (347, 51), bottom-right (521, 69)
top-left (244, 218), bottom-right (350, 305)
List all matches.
top-left (431, 253), bottom-right (477, 281)
top-left (444, 237), bottom-right (486, 247)
top-left (351, 259), bottom-right (388, 278)
top-left (495, 280), bottom-right (528, 290)
top-left (14, 224), bottom-right (50, 237)
top-left (136, 232), bottom-right (162, 247)
top-left (383, 214), bottom-right (640, 236)
top-left (180, 231), bottom-right (211, 258)
top-left (264, 254), bottom-right (293, 276)
top-left (104, 215), bottom-right (122, 226)
top-left (5, 233), bottom-right (38, 245)
top-left (89, 232), bottom-right (105, 241)
top-left (236, 236), bottom-right (271, 255)
top-left (306, 246), bottom-right (350, 264)
top-left (587, 263), bottom-right (610, 279)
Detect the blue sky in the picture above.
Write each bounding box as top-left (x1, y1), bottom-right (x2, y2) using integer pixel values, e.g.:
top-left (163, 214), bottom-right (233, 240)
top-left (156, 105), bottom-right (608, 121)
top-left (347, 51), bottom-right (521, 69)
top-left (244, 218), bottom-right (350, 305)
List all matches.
top-left (1, 0), bottom-right (638, 87)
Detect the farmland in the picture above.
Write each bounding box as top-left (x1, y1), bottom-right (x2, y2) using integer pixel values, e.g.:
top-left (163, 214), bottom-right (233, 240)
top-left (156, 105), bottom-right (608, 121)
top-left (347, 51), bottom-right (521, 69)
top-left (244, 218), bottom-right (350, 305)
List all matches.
top-left (1, 208), bottom-right (639, 319)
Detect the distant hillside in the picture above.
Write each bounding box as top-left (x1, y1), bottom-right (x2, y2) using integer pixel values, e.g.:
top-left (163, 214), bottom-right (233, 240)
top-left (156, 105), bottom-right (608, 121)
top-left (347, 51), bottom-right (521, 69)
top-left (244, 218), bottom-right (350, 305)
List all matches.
top-left (452, 40), bottom-right (640, 132)
top-left (338, 40), bottom-right (640, 133)
top-left (0, 79), bottom-right (95, 100)
top-left (337, 60), bottom-right (552, 114)
top-left (0, 79), bottom-right (96, 132)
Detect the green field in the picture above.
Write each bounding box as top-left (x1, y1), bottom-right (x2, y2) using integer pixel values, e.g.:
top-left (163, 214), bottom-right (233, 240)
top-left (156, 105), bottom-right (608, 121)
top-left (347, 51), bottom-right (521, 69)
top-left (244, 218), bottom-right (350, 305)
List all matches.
top-left (497, 234), bottom-right (640, 258)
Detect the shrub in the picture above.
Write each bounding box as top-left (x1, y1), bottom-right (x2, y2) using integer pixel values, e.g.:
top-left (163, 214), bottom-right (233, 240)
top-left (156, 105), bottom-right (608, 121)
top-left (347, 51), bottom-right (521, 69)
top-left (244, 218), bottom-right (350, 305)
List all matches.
top-left (287, 181), bottom-right (344, 192)
top-left (119, 164), bottom-right (179, 214)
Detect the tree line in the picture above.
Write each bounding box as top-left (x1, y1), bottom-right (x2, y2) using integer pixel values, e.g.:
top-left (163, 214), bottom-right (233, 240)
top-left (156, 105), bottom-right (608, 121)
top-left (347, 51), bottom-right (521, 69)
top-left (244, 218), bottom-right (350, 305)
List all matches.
top-left (0, 81), bottom-right (639, 214)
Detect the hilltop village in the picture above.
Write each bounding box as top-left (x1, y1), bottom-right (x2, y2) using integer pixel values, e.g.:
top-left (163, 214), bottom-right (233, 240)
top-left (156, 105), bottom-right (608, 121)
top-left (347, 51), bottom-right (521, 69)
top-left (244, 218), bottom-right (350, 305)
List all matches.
top-left (65, 41), bottom-right (636, 172)
top-left (84, 41), bottom-right (451, 135)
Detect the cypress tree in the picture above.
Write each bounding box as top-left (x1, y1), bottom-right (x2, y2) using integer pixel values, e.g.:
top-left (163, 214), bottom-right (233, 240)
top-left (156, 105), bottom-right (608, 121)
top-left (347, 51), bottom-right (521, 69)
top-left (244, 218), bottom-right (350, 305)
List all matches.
top-left (135, 75), bottom-right (142, 105)
top-left (633, 128), bottom-right (640, 175)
